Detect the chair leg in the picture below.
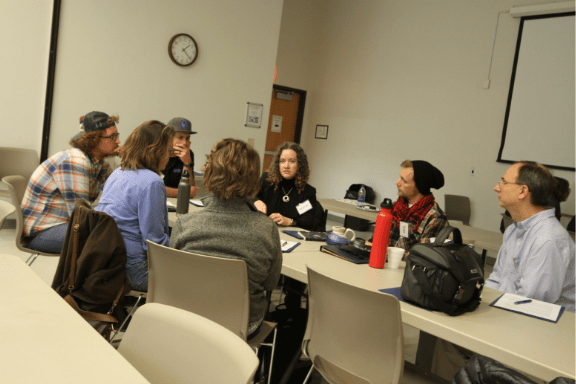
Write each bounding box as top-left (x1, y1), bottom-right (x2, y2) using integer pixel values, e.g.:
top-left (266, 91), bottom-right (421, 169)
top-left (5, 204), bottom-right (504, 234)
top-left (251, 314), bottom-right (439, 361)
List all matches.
top-left (27, 254), bottom-right (39, 266)
top-left (302, 365), bottom-right (314, 384)
top-left (267, 328), bottom-right (277, 384)
top-left (110, 294), bottom-right (144, 343)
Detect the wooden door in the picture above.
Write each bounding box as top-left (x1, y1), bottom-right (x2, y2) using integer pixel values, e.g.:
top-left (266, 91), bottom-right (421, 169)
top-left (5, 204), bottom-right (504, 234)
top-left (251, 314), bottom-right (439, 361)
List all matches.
top-left (263, 89), bottom-right (300, 173)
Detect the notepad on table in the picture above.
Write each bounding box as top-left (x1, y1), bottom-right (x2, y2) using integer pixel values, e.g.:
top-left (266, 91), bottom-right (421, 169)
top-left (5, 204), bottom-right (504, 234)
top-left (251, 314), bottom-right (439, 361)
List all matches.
top-left (490, 293), bottom-right (564, 323)
top-left (281, 241), bottom-right (300, 253)
top-left (190, 199), bottom-right (204, 207)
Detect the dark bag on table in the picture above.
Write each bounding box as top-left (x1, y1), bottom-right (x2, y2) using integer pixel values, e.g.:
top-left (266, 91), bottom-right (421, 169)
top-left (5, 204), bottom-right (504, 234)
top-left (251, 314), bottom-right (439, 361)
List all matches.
top-left (401, 226), bottom-right (484, 316)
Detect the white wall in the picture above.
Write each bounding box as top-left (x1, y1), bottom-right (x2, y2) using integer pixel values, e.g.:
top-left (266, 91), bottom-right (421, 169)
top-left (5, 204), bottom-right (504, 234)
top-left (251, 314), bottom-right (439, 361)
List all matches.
top-left (2, 0), bottom-right (283, 169)
top-left (276, 0), bottom-right (575, 231)
top-left (49, 0), bottom-right (282, 163)
top-left (1, 0), bottom-right (53, 152)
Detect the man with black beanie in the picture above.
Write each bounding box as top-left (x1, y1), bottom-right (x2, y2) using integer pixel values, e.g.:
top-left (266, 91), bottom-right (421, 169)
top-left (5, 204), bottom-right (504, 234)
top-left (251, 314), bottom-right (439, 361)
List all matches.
top-left (389, 159), bottom-right (447, 257)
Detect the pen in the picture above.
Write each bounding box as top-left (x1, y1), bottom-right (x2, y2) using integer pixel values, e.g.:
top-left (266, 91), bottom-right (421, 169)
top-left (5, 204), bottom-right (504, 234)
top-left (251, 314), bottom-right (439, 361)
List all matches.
top-left (282, 242), bottom-right (287, 247)
top-left (514, 299), bottom-right (532, 305)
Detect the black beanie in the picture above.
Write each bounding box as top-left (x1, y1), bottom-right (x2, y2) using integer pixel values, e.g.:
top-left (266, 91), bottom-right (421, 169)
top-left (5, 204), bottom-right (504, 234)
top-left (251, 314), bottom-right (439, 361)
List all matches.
top-left (411, 160), bottom-right (444, 196)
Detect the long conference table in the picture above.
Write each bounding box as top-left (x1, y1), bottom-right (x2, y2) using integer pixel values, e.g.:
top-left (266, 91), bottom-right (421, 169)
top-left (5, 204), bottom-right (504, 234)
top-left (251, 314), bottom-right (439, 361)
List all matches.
top-left (169, 198), bottom-right (574, 382)
top-left (0, 255), bottom-right (150, 383)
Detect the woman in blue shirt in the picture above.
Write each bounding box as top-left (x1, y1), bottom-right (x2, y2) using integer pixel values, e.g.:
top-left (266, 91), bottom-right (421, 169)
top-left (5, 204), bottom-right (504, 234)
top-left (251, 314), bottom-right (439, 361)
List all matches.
top-left (96, 120), bottom-right (174, 291)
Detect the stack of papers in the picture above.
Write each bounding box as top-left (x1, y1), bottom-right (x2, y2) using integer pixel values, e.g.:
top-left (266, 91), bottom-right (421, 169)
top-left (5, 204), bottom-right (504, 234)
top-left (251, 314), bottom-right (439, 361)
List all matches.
top-left (490, 293), bottom-right (564, 323)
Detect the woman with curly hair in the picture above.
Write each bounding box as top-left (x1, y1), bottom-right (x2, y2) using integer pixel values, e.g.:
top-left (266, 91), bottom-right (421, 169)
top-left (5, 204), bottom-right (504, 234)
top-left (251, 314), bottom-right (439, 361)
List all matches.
top-left (254, 142), bottom-right (318, 230)
top-left (170, 138), bottom-right (282, 338)
top-left (96, 120), bottom-right (174, 291)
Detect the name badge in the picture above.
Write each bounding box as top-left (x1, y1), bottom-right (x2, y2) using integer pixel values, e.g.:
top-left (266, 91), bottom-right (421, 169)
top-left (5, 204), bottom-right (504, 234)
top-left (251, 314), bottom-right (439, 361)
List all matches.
top-left (400, 221), bottom-right (409, 238)
top-left (296, 200), bottom-right (313, 215)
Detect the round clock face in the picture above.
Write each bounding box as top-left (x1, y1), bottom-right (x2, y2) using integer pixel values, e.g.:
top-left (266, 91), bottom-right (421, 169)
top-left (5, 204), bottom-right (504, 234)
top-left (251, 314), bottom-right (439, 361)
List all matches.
top-left (168, 34), bottom-right (198, 66)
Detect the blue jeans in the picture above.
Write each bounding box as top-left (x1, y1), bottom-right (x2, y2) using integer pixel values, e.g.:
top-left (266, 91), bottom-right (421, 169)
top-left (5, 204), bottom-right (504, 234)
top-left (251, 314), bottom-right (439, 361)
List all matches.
top-left (28, 223), bottom-right (68, 254)
top-left (126, 261), bottom-right (148, 291)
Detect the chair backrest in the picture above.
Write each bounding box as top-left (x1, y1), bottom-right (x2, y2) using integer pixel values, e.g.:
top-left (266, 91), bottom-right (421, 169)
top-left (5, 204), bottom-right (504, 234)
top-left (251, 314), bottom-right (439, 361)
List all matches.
top-left (303, 266), bottom-right (404, 384)
top-left (2, 176), bottom-right (29, 253)
top-left (0, 147), bottom-right (39, 180)
top-left (0, 200), bottom-right (15, 229)
top-left (444, 194), bottom-right (471, 226)
top-left (118, 303), bottom-right (258, 384)
top-left (146, 240), bottom-right (251, 340)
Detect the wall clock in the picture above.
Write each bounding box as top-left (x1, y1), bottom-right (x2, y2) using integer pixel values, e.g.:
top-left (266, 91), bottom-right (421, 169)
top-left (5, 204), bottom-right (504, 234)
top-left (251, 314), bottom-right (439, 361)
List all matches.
top-left (168, 33), bottom-right (198, 66)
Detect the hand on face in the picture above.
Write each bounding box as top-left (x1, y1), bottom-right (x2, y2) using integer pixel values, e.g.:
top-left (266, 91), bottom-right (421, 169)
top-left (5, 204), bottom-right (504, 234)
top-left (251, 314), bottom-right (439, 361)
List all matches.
top-left (173, 143), bottom-right (192, 164)
top-left (172, 132), bottom-right (192, 164)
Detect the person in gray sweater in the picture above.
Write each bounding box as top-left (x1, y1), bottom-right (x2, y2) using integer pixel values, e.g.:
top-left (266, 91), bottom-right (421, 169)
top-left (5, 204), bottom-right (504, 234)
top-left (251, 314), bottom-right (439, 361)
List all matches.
top-left (170, 138), bottom-right (282, 337)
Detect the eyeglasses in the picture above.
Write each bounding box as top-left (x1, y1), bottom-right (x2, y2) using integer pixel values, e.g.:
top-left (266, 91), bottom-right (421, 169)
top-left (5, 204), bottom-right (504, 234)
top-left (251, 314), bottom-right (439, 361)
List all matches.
top-left (497, 180), bottom-right (522, 187)
top-left (99, 133), bottom-right (120, 141)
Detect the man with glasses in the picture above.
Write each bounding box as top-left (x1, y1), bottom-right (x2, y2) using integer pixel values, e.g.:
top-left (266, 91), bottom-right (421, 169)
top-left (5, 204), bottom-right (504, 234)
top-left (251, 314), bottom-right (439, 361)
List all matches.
top-left (431, 161), bottom-right (575, 380)
top-left (162, 117), bottom-right (199, 198)
top-left (21, 111), bottom-right (121, 253)
top-left (487, 161), bottom-right (575, 312)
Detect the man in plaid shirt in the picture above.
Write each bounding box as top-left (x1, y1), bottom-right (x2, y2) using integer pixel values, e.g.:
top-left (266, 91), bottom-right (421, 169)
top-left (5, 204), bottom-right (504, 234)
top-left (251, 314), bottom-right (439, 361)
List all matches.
top-left (388, 160), bottom-right (447, 257)
top-left (21, 111), bottom-right (121, 254)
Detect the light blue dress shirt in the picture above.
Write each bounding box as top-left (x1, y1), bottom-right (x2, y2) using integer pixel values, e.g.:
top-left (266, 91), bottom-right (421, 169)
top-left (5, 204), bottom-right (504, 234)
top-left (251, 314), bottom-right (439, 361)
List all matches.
top-left (96, 168), bottom-right (170, 267)
top-left (486, 209), bottom-right (575, 312)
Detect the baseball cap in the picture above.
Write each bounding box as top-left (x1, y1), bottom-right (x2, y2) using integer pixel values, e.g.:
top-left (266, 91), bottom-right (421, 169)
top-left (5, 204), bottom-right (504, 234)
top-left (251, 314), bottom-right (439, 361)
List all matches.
top-left (167, 117), bottom-right (197, 134)
top-left (72, 111), bottom-right (115, 140)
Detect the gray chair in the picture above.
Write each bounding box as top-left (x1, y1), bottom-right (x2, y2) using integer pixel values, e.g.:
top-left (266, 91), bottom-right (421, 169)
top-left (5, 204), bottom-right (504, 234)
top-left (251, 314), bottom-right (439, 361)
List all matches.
top-left (0, 147), bottom-right (38, 199)
top-left (445, 194), bottom-right (471, 226)
top-left (0, 200), bottom-right (16, 230)
top-left (2, 175), bottom-right (60, 265)
top-left (302, 266), bottom-right (404, 384)
top-left (118, 303), bottom-right (259, 384)
top-left (147, 240), bottom-right (277, 384)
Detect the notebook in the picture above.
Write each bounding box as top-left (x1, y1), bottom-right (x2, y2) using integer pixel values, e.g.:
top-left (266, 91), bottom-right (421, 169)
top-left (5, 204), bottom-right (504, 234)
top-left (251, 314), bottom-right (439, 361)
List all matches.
top-left (319, 244), bottom-right (370, 264)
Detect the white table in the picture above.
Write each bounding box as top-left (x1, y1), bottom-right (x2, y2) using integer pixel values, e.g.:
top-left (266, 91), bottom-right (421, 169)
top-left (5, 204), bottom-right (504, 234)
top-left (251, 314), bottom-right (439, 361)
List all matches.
top-left (281, 250), bottom-right (575, 382)
top-left (0, 255), bottom-right (150, 384)
top-left (319, 198), bottom-right (504, 262)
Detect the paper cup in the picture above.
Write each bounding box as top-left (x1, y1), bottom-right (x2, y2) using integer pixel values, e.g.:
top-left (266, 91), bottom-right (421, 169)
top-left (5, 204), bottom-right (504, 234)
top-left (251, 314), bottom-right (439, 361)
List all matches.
top-left (387, 247), bottom-right (404, 269)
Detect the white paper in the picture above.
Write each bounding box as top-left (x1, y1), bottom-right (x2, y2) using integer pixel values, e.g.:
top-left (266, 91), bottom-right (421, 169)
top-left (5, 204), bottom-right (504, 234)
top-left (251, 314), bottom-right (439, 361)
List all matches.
top-left (271, 115), bottom-right (282, 132)
top-left (190, 199), bottom-right (204, 207)
top-left (167, 201), bottom-right (176, 208)
top-left (296, 199), bottom-right (313, 215)
top-left (281, 240), bottom-right (299, 252)
top-left (336, 198), bottom-right (361, 205)
top-left (493, 293), bottom-right (562, 321)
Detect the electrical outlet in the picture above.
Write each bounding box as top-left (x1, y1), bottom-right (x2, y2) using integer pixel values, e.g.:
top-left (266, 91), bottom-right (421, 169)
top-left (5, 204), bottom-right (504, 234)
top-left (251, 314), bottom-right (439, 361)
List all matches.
top-left (247, 138), bottom-right (255, 147)
top-left (470, 167), bottom-right (476, 176)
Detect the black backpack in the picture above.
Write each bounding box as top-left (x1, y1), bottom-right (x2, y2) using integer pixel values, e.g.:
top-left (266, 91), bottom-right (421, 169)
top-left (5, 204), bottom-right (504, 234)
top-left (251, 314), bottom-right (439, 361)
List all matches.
top-left (401, 226), bottom-right (484, 316)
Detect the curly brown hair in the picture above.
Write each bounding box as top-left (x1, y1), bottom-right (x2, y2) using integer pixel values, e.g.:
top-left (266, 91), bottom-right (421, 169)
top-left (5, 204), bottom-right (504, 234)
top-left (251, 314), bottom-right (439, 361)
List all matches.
top-left (266, 142), bottom-right (310, 193)
top-left (203, 138), bottom-right (261, 200)
top-left (121, 120), bottom-right (174, 174)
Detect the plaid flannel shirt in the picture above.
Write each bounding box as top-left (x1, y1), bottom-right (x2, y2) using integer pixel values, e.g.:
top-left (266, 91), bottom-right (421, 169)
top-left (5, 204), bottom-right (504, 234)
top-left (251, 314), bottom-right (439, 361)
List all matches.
top-left (22, 148), bottom-right (112, 236)
top-left (389, 201), bottom-right (447, 256)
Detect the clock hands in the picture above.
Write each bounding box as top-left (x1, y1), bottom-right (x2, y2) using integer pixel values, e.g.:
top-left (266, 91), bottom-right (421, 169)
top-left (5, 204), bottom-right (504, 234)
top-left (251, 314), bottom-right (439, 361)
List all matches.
top-left (181, 45), bottom-right (190, 52)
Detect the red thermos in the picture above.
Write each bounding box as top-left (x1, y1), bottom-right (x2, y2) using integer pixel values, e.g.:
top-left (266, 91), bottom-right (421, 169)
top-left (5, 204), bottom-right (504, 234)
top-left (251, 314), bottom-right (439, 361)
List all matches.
top-left (369, 198), bottom-right (394, 269)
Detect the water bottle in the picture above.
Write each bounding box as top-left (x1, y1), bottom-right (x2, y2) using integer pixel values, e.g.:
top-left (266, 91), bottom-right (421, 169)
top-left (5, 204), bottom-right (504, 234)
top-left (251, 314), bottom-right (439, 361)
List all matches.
top-left (358, 185), bottom-right (366, 203)
top-left (176, 169), bottom-right (190, 214)
top-left (369, 198), bottom-right (394, 269)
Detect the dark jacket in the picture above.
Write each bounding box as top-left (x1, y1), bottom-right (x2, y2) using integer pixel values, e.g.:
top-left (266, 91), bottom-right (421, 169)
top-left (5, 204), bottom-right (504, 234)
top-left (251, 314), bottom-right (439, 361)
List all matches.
top-left (52, 200), bottom-right (129, 313)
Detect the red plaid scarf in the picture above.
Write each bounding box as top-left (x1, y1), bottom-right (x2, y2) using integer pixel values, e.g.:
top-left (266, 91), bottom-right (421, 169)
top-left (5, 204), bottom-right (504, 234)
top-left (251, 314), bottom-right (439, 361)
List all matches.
top-left (392, 194), bottom-right (435, 232)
